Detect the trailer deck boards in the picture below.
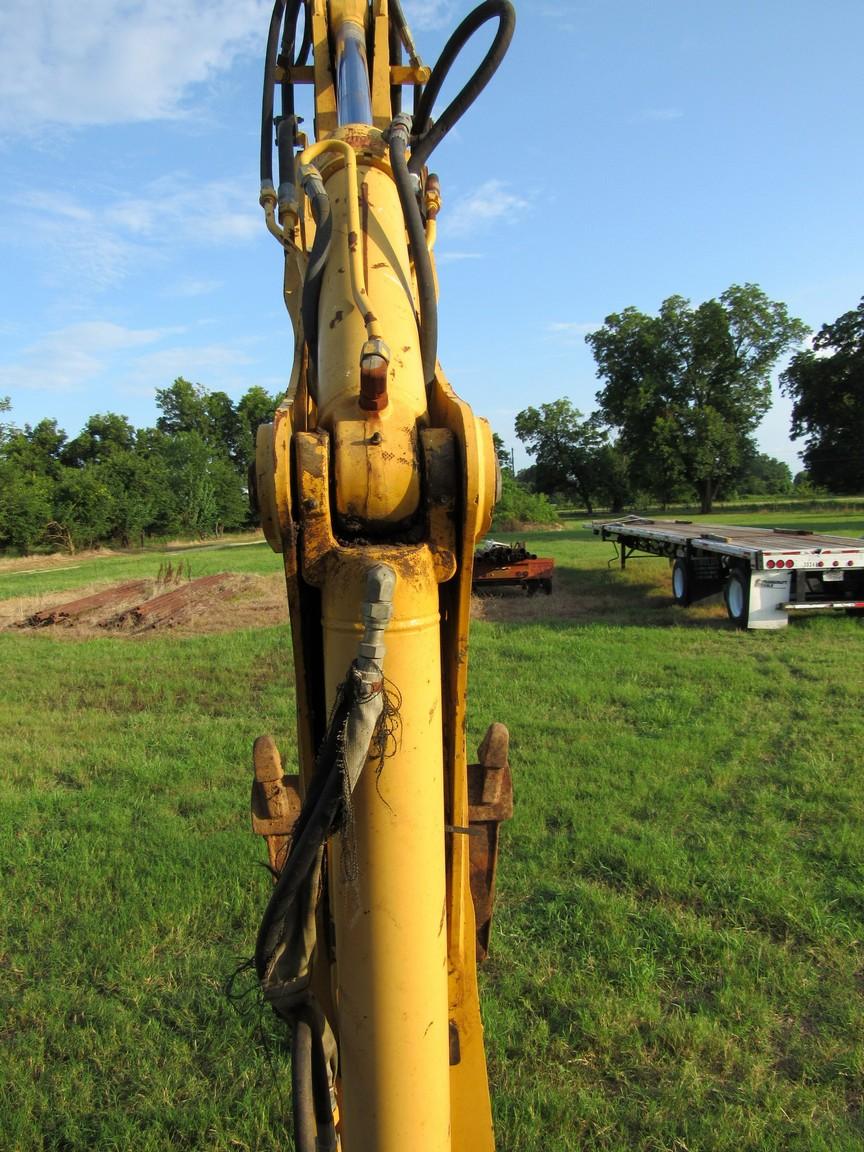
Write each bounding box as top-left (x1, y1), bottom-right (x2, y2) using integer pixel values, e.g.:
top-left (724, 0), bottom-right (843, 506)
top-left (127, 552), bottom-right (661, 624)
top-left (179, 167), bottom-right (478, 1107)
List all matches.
top-left (592, 516), bottom-right (864, 629)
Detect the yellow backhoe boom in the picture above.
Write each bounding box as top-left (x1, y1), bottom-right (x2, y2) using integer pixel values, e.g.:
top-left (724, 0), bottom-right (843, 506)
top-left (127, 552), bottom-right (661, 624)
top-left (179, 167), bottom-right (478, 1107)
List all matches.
top-left (249, 4), bottom-right (516, 1148)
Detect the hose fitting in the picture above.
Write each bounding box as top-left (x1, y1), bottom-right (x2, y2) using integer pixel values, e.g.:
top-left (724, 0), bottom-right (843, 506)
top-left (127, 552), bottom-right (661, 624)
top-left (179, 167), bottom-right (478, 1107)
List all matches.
top-left (425, 173), bottom-right (441, 221)
top-left (259, 179), bottom-right (287, 242)
top-left (359, 337), bottom-right (391, 412)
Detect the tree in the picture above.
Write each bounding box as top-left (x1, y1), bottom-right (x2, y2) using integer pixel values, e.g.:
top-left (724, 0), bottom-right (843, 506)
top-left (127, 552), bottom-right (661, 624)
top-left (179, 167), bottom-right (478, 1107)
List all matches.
top-left (733, 447), bottom-right (793, 497)
top-left (491, 432), bottom-right (514, 474)
top-left (60, 413), bottom-right (136, 467)
top-left (492, 470), bottom-right (558, 529)
top-left (0, 414), bottom-right (65, 552)
top-left (3, 418), bottom-right (68, 480)
top-left (155, 378), bottom-right (212, 441)
top-left (52, 466), bottom-right (116, 550)
top-left (155, 430), bottom-right (247, 538)
top-left (514, 399), bottom-right (611, 513)
top-left (237, 386), bottom-right (282, 468)
top-left (780, 297), bottom-right (864, 493)
top-left (0, 396), bottom-right (12, 442)
top-left (0, 469), bottom-right (54, 553)
top-left (588, 284), bottom-right (809, 512)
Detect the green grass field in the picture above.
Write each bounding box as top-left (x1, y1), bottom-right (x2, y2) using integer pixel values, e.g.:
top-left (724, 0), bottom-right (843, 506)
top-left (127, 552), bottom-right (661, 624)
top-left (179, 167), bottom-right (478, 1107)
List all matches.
top-left (1, 509), bottom-right (863, 1150)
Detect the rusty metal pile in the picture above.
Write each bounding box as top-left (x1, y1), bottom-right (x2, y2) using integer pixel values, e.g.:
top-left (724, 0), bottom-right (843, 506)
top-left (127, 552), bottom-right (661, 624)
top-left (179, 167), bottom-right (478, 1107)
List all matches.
top-left (19, 574), bottom-right (237, 632)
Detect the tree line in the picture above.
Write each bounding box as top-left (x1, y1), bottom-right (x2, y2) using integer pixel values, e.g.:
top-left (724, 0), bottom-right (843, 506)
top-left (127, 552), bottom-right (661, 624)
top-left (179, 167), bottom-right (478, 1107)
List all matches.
top-left (2, 288), bottom-right (860, 551)
top-left (511, 286), bottom-right (863, 514)
top-left (0, 379), bottom-right (279, 554)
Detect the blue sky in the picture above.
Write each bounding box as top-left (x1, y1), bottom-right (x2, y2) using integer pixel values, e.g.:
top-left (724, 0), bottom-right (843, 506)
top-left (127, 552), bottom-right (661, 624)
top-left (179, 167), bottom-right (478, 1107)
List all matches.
top-left (1, 0), bottom-right (862, 472)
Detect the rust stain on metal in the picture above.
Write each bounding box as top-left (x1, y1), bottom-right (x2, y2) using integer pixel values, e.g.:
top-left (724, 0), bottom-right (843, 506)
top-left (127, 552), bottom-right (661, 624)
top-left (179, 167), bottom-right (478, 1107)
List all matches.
top-left (467, 722), bottom-right (513, 962)
top-left (360, 182), bottom-right (370, 289)
top-left (110, 573), bottom-right (234, 631)
top-left (251, 734), bottom-right (302, 876)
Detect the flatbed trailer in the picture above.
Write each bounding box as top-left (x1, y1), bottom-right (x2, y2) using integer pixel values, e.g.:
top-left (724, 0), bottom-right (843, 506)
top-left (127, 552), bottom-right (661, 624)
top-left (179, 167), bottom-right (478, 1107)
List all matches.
top-left (593, 516), bottom-right (864, 629)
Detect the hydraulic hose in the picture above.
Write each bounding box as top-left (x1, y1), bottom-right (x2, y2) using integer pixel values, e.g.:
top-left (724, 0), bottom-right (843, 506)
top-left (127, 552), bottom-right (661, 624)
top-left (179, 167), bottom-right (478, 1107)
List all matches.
top-left (298, 139), bottom-right (385, 346)
top-left (291, 1007), bottom-right (337, 1152)
top-left (260, 0), bottom-right (287, 187)
top-left (255, 673), bottom-right (358, 980)
top-left (276, 0), bottom-right (302, 200)
top-left (389, 13), bottom-right (403, 117)
top-left (256, 566), bottom-right (393, 979)
top-left (299, 171), bottom-right (333, 375)
top-left (291, 1016), bottom-right (316, 1152)
top-left (308, 1010), bottom-right (337, 1151)
top-left (388, 115), bottom-right (438, 387)
top-left (295, 0), bottom-right (312, 67)
top-left (261, 0), bottom-right (308, 192)
top-left (388, 0), bottom-right (422, 68)
top-left (409, 0), bottom-right (515, 174)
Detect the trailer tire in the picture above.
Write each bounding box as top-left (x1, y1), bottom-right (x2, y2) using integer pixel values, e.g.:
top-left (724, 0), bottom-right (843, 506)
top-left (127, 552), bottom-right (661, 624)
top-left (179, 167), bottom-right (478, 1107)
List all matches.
top-left (671, 559), bottom-right (693, 606)
top-left (724, 568), bottom-right (750, 628)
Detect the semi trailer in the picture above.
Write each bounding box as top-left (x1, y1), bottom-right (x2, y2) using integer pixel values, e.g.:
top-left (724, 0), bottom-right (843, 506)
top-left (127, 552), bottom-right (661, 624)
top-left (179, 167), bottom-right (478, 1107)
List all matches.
top-left (593, 516), bottom-right (864, 629)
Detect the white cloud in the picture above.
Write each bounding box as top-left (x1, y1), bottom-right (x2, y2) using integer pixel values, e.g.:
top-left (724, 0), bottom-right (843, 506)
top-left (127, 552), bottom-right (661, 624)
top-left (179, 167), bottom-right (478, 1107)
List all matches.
top-left (402, 2), bottom-right (463, 31)
top-left (546, 321), bottom-right (599, 336)
top-left (0, 0), bottom-right (270, 134)
top-left (446, 179), bottom-right (528, 235)
top-left (0, 320), bottom-right (256, 409)
top-left (119, 343), bottom-right (253, 394)
top-left (102, 176), bottom-right (259, 243)
top-left (435, 250), bottom-right (482, 265)
top-left (0, 322), bottom-right (172, 394)
top-left (166, 278), bottom-right (224, 298)
top-left (1, 177), bottom-right (257, 292)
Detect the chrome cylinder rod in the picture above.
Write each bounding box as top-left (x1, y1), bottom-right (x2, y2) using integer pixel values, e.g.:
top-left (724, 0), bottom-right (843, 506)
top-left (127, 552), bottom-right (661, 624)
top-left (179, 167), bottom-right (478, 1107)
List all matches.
top-left (336, 21), bottom-right (373, 126)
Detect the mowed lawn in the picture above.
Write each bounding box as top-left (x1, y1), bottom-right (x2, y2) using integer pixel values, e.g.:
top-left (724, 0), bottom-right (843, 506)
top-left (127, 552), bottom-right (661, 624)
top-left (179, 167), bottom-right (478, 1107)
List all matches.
top-left (1, 512), bottom-right (863, 1151)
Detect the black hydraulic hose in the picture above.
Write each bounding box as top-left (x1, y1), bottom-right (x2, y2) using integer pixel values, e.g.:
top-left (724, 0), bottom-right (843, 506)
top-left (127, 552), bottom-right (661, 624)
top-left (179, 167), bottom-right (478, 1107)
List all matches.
top-left (409, 0), bottom-right (515, 174)
top-left (388, 117), bottom-right (437, 387)
top-left (300, 179), bottom-right (333, 380)
top-left (260, 0), bottom-right (286, 185)
top-left (296, 0), bottom-right (312, 66)
top-left (262, 0), bottom-right (309, 188)
top-left (255, 673), bottom-right (358, 978)
top-left (276, 0), bottom-right (302, 191)
top-left (387, 0), bottom-right (425, 113)
top-left (292, 1016), bottom-right (316, 1152)
top-left (387, 0), bottom-right (421, 69)
top-left (308, 1012), bottom-right (337, 1151)
top-left (279, 0), bottom-right (301, 120)
top-left (389, 15), bottom-right (403, 117)
top-left (291, 1008), bottom-right (337, 1152)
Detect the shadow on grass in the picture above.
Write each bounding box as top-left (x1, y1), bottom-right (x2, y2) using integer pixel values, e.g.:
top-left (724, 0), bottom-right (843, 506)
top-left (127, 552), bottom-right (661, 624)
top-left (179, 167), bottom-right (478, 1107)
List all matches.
top-left (473, 561), bottom-right (732, 632)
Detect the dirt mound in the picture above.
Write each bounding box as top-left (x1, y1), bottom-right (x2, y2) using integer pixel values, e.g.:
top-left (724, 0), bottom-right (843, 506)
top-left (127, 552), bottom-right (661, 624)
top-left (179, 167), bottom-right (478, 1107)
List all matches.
top-left (4, 573), bottom-right (289, 638)
top-left (5, 570), bottom-right (629, 636)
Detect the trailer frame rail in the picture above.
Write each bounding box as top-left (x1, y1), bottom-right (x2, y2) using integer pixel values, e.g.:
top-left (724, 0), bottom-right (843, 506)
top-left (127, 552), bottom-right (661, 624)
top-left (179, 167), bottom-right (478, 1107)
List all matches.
top-left (592, 516), bottom-right (864, 629)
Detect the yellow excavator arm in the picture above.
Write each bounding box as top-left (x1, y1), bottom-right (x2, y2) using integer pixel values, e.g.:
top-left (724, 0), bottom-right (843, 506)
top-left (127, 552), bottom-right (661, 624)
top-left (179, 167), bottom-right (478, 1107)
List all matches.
top-left (249, 3), bottom-right (515, 1148)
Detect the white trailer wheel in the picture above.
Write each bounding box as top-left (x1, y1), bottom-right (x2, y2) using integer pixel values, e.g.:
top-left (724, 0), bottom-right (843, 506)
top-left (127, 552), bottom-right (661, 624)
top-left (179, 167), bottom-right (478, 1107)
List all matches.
top-left (671, 559), bottom-right (692, 606)
top-left (724, 569), bottom-right (749, 627)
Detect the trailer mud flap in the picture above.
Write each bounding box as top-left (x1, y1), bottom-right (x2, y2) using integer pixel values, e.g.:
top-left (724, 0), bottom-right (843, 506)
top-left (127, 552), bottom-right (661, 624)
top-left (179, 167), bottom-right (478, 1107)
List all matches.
top-left (746, 571), bottom-right (791, 629)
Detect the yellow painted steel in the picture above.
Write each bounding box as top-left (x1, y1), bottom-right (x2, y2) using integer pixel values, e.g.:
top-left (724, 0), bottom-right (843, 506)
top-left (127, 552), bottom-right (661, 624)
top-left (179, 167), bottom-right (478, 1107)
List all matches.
top-left (307, 129), bottom-right (426, 526)
top-left (254, 3), bottom-right (503, 1148)
top-left (323, 547), bottom-right (451, 1150)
